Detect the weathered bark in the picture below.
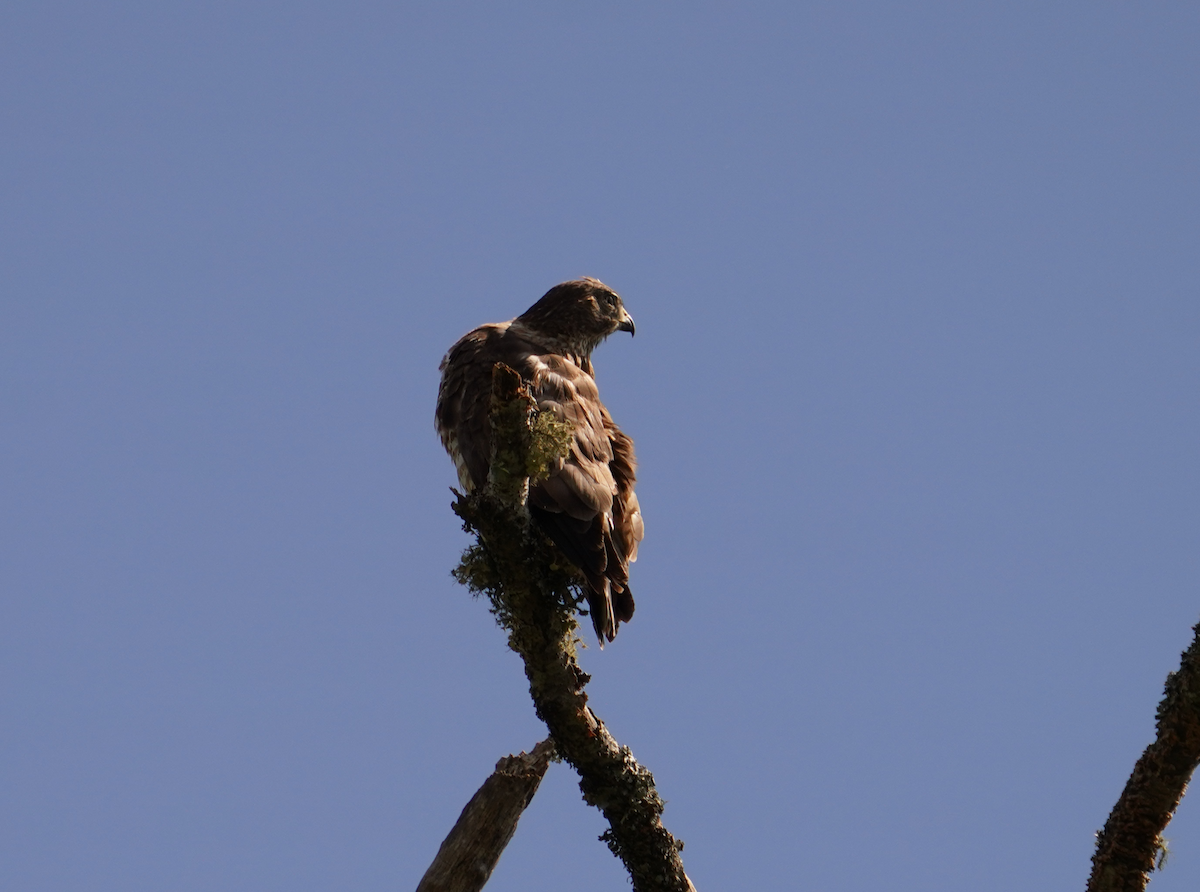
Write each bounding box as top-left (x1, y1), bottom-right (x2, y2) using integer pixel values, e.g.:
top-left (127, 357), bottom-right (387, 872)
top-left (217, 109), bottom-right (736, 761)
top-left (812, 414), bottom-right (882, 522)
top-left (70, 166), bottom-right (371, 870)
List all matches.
top-left (449, 363), bottom-right (695, 892)
top-left (416, 738), bottom-right (556, 892)
top-left (1087, 619), bottom-right (1200, 892)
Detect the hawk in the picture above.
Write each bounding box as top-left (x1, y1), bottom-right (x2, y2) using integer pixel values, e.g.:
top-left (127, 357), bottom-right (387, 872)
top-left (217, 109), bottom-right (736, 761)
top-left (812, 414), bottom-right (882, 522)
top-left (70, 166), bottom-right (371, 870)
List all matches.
top-left (436, 278), bottom-right (644, 644)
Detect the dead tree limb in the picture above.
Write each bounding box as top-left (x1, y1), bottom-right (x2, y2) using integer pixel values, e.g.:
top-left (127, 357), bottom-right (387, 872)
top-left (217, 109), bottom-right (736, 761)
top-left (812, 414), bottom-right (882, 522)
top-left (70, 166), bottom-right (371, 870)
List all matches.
top-left (449, 363), bottom-right (695, 892)
top-left (417, 738), bottom-right (556, 892)
top-left (1087, 618), bottom-right (1200, 892)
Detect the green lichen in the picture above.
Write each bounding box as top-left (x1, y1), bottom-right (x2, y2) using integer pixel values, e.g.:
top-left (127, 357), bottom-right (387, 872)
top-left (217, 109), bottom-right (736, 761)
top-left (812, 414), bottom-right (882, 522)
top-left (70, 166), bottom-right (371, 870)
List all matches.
top-left (451, 493), bottom-right (585, 664)
top-left (526, 410), bottom-right (573, 480)
top-left (451, 543), bottom-right (498, 595)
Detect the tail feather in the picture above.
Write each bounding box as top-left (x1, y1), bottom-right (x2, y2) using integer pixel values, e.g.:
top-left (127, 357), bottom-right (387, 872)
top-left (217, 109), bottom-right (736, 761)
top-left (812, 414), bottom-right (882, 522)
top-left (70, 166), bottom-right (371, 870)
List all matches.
top-left (612, 584), bottom-right (635, 625)
top-left (585, 583), bottom-right (617, 646)
top-left (584, 580), bottom-right (635, 646)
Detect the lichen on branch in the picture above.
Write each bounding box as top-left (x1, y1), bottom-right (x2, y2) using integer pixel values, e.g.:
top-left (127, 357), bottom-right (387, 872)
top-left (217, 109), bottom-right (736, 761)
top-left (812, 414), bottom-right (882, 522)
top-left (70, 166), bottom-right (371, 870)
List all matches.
top-left (447, 362), bottom-right (695, 892)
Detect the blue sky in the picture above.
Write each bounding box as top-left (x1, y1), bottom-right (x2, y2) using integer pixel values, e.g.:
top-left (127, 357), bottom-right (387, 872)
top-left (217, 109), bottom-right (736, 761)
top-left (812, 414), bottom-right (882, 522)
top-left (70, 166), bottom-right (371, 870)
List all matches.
top-left (3, 3), bottom-right (1199, 890)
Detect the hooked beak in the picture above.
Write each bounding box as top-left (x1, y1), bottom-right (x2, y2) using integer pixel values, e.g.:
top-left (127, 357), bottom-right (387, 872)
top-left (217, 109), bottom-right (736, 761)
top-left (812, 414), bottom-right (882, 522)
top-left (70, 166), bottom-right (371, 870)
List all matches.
top-left (616, 309), bottom-right (636, 337)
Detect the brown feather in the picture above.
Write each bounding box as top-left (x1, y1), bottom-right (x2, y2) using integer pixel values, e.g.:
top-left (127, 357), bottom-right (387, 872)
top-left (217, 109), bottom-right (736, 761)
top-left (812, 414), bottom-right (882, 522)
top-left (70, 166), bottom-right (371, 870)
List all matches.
top-left (435, 279), bottom-right (643, 643)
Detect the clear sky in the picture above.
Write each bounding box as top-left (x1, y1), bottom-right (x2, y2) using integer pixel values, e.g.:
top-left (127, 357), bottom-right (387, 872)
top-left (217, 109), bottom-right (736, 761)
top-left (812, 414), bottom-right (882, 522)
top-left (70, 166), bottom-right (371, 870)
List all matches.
top-left (3, 3), bottom-right (1199, 890)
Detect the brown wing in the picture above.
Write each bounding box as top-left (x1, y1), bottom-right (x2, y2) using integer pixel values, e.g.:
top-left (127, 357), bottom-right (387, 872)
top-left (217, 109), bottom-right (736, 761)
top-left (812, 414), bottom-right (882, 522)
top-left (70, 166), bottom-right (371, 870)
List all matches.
top-left (522, 353), bottom-right (643, 643)
top-left (435, 324), bottom-right (508, 492)
top-left (436, 323), bottom-right (644, 643)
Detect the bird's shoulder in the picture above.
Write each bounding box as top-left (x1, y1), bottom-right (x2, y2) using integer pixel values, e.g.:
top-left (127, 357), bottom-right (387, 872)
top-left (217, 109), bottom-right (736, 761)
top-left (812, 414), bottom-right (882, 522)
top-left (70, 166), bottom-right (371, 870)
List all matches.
top-left (437, 319), bottom-right (620, 472)
top-left (438, 322), bottom-right (513, 372)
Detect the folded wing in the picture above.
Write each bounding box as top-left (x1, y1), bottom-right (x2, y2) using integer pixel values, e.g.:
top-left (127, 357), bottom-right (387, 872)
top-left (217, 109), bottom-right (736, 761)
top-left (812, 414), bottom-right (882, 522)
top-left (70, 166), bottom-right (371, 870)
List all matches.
top-left (436, 323), bottom-right (643, 643)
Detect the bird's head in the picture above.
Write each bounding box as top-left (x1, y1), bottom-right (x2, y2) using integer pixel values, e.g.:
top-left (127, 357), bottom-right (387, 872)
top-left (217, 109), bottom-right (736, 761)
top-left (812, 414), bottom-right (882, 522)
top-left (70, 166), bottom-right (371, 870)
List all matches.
top-left (514, 278), bottom-right (635, 360)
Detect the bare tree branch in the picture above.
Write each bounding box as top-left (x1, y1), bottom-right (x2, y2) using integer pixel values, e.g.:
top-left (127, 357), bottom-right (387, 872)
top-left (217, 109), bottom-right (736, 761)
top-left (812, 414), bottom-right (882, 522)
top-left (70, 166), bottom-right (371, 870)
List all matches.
top-left (1087, 618), bottom-right (1200, 892)
top-left (449, 363), bottom-right (695, 892)
top-left (417, 739), bottom-right (556, 892)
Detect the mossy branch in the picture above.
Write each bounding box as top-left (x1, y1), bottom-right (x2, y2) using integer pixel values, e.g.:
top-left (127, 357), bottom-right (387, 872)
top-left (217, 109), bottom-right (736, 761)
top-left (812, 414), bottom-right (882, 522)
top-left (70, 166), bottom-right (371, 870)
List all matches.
top-left (1087, 618), bottom-right (1200, 892)
top-left (449, 362), bottom-right (695, 892)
